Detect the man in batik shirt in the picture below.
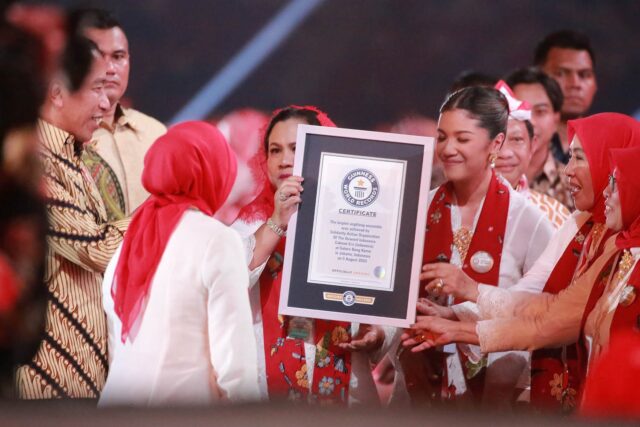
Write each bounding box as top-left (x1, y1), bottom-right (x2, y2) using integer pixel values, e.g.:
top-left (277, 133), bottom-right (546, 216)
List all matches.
top-left (15, 38), bottom-right (129, 399)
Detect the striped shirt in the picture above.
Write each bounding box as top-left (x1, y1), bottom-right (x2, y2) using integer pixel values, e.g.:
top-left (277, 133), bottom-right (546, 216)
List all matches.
top-left (15, 120), bottom-right (129, 399)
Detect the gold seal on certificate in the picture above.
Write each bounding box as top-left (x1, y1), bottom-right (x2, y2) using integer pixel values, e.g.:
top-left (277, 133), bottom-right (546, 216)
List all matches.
top-left (307, 153), bottom-right (406, 292)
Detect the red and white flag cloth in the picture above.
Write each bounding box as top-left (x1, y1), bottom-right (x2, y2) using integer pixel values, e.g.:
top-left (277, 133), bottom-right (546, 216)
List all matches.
top-left (495, 80), bottom-right (532, 122)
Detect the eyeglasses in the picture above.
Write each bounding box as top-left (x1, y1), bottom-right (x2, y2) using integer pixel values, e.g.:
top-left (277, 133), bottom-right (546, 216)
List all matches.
top-left (608, 173), bottom-right (617, 192)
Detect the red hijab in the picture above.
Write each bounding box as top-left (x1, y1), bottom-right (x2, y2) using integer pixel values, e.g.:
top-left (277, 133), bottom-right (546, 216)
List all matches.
top-left (567, 113), bottom-right (640, 223)
top-left (237, 105), bottom-right (336, 223)
top-left (112, 121), bottom-right (237, 342)
top-left (610, 145), bottom-right (640, 249)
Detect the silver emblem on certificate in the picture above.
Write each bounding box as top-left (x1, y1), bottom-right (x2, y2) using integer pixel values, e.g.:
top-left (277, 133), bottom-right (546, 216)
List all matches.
top-left (470, 251), bottom-right (494, 274)
top-left (342, 291), bottom-right (356, 306)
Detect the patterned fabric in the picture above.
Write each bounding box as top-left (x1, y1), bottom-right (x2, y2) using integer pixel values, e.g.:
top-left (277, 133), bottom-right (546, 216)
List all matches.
top-left (15, 120), bottom-right (129, 399)
top-left (404, 172), bottom-right (510, 403)
top-left (530, 219), bottom-right (595, 413)
top-left (600, 260), bottom-right (640, 348)
top-left (517, 175), bottom-right (570, 229)
top-left (82, 149), bottom-right (126, 221)
top-left (260, 239), bottom-right (351, 404)
top-left (527, 190), bottom-right (571, 229)
top-left (530, 146), bottom-right (574, 212)
top-left (82, 105), bottom-right (166, 221)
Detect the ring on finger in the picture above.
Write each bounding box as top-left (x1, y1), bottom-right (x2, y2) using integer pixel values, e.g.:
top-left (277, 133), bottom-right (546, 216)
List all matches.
top-left (278, 191), bottom-right (288, 202)
top-left (434, 278), bottom-right (444, 292)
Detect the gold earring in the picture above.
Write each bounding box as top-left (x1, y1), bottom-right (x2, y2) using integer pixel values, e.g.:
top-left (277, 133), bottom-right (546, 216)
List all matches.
top-left (489, 153), bottom-right (497, 168)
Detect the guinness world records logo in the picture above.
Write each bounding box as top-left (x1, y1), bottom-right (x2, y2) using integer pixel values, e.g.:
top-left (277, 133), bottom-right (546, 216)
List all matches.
top-left (342, 169), bottom-right (379, 207)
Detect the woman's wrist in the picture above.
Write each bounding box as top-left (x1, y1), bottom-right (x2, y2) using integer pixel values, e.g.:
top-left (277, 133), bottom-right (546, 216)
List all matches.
top-left (464, 280), bottom-right (480, 302)
top-left (266, 217), bottom-right (287, 237)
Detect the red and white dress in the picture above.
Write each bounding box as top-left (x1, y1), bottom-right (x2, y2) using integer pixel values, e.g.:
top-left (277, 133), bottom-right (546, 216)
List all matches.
top-left (393, 172), bottom-right (554, 408)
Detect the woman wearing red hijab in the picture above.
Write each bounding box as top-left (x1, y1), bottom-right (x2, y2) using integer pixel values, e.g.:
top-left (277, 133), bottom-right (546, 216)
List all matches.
top-left (581, 144), bottom-right (640, 375)
top-left (99, 121), bottom-right (260, 406)
top-left (232, 106), bottom-right (389, 406)
top-left (405, 114), bottom-right (640, 412)
top-left (415, 112), bottom-right (640, 412)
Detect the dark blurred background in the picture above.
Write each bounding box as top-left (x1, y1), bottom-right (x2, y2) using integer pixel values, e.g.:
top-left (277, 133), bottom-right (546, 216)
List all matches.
top-left (41, 0), bottom-right (640, 128)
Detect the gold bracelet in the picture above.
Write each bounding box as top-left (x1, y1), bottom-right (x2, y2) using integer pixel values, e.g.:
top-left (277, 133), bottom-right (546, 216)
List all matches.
top-left (266, 218), bottom-right (286, 237)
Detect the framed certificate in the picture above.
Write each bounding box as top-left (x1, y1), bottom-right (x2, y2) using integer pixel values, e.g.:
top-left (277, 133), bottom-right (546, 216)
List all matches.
top-left (279, 125), bottom-right (434, 327)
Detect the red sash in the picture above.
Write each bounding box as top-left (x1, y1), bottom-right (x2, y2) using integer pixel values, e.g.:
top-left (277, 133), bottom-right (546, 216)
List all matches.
top-left (421, 172), bottom-right (509, 292)
top-left (417, 172), bottom-right (510, 401)
top-left (609, 262), bottom-right (640, 336)
top-left (579, 232), bottom-right (619, 331)
top-left (568, 233), bottom-right (621, 405)
top-left (530, 219), bottom-right (595, 413)
top-left (260, 238), bottom-right (352, 403)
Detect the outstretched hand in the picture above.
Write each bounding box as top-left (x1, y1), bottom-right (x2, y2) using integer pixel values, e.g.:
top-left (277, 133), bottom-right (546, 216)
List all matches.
top-left (338, 324), bottom-right (385, 352)
top-left (401, 317), bottom-right (458, 352)
top-left (415, 297), bottom-right (456, 320)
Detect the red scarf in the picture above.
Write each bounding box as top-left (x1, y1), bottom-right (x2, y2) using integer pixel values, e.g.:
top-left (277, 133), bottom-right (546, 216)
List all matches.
top-left (610, 146), bottom-right (640, 250)
top-left (419, 171), bottom-right (510, 400)
top-left (237, 105), bottom-right (335, 224)
top-left (422, 170), bottom-right (509, 293)
top-left (530, 218), bottom-right (594, 412)
top-left (607, 145), bottom-right (640, 342)
top-left (567, 113), bottom-right (640, 224)
top-left (112, 121), bottom-right (237, 342)
top-left (609, 263), bottom-right (640, 335)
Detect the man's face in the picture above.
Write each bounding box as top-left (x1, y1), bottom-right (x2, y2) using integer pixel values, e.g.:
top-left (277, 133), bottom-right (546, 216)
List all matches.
top-left (495, 119), bottom-right (532, 187)
top-left (60, 58), bottom-right (110, 142)
top-left (513, 82), bottom-right (559, 152)
top-left (84, 27), bottom-right (130, 104)
top-left (541, 48), bottom-right (597, 119)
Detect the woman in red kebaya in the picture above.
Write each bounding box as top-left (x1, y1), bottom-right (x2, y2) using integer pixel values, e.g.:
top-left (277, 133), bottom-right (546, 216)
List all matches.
top-left (233, 105), bottom-right (390, 406)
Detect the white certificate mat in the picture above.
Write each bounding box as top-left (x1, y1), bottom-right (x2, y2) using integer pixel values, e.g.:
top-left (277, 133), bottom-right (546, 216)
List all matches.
top-left (307, 153), bottom-right (406, 291)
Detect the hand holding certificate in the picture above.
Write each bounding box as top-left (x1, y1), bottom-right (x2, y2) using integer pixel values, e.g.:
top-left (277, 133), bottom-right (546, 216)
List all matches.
top-left (279, 125), bottom-right (434, 327)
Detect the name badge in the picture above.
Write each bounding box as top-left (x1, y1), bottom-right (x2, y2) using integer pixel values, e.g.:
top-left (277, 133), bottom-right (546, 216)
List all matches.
top-left (470, 251), bottom-right (494, 274)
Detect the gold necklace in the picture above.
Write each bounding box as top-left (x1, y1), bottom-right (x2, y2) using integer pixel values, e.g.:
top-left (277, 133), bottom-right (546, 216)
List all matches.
top-left (616, 250), bottom-right (634, 281)
top-left (453, 227), bottom-right (473, 262)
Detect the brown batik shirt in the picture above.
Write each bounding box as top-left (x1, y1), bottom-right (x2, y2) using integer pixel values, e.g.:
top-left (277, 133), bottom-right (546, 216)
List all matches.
top-left (15, 120), bottom-right (129, 399)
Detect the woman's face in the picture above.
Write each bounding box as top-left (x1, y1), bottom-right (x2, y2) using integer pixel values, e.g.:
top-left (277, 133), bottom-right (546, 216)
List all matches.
top-left (564, 135), bottom-right (595, 212)
top-left (436, 109), bottom-right (503, 183)
top-left (266, 117), bottom-right (308, 188)
top-left (603, 169), bottom-right (623, 231)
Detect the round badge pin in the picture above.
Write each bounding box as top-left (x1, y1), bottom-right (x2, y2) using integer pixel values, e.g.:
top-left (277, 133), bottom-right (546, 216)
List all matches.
top-left (619, 285), bottom-right (637, 307)
top-left (470, 251), bottom-right (494, 274)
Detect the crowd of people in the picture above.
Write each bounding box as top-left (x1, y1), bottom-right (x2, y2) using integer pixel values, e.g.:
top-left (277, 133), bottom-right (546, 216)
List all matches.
top-left (1, 3), bottom-right (639, 422)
